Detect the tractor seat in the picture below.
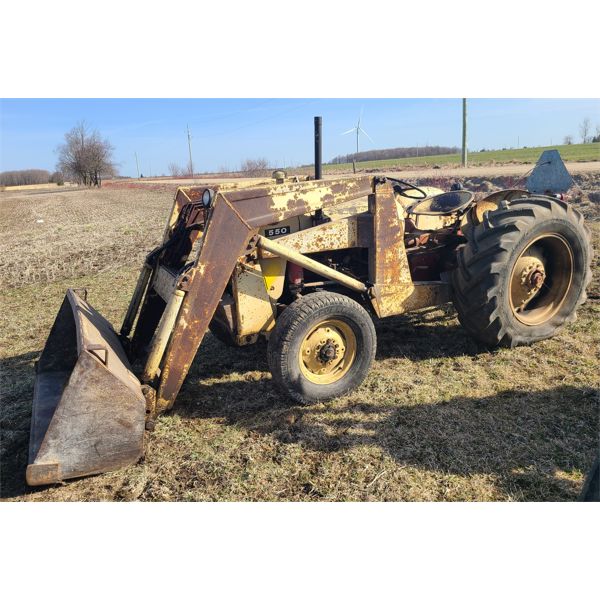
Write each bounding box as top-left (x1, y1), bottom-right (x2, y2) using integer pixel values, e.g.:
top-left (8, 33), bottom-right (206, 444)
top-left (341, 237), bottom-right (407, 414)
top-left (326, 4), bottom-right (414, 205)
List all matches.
top-left (409, 190), bottom-right (474, 216)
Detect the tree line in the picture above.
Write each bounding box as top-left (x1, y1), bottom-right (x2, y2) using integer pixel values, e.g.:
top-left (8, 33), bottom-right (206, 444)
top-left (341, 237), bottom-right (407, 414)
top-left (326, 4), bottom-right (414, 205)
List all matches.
top-left (168, 157), bottom-right (271, 177)
top-left (329, 145), bottom-right (460, 165)
top-left (0, 169), bottom-right (55, 186)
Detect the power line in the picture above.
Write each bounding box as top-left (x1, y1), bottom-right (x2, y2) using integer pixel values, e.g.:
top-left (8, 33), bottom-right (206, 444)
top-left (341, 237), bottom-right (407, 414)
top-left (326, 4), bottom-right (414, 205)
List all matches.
top-left (192, 99), bottom-right (320, 141)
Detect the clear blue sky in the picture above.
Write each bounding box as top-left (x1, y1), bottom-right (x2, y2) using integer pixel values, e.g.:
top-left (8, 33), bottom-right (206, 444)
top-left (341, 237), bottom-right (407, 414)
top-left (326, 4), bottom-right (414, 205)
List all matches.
top-left (1, 99), bottom-right (599, 176)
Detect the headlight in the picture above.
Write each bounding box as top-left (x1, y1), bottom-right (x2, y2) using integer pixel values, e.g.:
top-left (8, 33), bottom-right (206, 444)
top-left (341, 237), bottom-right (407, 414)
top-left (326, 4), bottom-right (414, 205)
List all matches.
top-left (202, 189), bottom-right (214, 209)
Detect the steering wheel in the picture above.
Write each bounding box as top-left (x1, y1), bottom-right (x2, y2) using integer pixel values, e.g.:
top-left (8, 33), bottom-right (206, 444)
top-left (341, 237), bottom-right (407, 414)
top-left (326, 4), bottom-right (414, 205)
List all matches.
top-left (387, 177), bottom-right (428, 200)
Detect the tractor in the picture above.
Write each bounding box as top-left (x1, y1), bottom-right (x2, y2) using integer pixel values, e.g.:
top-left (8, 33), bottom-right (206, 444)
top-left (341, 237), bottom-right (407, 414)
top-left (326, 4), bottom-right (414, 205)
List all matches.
top-left (26, 158), bottom-right (592, 485)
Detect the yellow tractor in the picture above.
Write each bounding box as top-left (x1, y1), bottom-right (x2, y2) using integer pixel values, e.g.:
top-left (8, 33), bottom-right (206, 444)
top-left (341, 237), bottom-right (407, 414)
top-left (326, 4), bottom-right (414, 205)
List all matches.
top-left (27, 172), bottom-right (592, 485)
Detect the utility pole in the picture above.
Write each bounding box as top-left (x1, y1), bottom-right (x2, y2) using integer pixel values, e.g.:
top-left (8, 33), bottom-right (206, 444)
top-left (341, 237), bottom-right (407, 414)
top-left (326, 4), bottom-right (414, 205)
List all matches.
top-left (187, 124), bottom-right (194, 178)
top-left (134, 152), bottom-right (140, 179)
top-left (461, 98), bottom-right (468, 168)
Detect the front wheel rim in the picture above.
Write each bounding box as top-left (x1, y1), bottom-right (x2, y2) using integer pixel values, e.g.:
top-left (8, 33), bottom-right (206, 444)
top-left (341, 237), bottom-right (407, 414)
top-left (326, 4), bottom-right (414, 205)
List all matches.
top-left (509, 233), bottom-right (574, 326)
top-left (298, 319), bottom-right (357, 385)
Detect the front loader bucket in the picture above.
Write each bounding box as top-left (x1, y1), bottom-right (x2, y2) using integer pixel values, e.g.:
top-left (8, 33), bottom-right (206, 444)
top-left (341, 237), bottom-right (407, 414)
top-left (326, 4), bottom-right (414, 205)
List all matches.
top-left (26, 289), bottom-right (146, 486)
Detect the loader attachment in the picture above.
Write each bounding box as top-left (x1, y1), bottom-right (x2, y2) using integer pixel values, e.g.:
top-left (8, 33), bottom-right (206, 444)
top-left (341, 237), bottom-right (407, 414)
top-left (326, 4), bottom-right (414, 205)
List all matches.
top-left (26, 289), bottom-right (146, 486)
top-left (26, 177), bottom-right (376, 486)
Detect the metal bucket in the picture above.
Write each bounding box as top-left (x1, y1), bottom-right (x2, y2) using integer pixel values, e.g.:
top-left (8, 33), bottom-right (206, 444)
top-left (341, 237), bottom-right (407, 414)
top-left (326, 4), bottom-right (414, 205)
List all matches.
top-left (26, 289), bottom-right (146, 486)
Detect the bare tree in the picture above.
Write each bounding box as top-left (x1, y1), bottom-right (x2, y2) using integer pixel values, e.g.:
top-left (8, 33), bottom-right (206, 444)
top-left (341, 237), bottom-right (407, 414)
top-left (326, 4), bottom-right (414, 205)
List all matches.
top-left (56, 122), bottom-right (116, 186)
top-left (49, 171), bottom-right (65, 185)
top-left (579, 118), bottom-right (591, 144)
top-left (240, 158), bottom-right (269, 176)
top-left (563, 135), bottom-right (573, 145)
top-left (168, 162), bottom-right (183, 177)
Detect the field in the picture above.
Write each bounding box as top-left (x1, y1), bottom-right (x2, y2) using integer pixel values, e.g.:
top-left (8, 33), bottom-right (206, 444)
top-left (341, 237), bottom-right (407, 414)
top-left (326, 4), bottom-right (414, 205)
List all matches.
top-left (323, 142), bottom-right (600, 173)
top-left (1, 176), bottom-right (599, 502)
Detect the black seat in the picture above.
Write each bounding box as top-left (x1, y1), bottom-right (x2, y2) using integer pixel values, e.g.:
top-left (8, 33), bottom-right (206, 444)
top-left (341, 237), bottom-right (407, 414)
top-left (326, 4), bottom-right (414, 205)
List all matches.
top-left (409, 190), bottom-right (474, 216)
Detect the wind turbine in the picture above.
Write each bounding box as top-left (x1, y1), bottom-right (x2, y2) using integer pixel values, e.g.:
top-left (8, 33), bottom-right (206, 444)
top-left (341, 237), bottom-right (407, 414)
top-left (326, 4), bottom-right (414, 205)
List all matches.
top-left (342, 109), bottom-right (374, 173)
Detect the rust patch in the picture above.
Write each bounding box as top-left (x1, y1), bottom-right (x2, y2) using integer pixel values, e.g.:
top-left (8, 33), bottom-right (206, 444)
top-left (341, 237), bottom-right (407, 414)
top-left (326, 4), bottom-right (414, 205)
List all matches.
top-left (157, 195), bottom-right (257, 410)
top-left (368, 183), bottom-right (415, 317)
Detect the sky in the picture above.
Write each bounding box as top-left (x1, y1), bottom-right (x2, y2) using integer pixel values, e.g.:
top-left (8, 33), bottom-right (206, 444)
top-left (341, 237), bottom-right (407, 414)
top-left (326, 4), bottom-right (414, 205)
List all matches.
top-left (1, 98), bottom-right (599, 176)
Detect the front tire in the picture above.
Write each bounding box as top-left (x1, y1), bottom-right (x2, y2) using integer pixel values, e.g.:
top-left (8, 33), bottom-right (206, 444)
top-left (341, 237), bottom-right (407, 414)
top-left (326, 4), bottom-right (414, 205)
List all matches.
top-left (452, 196), bottom-right (592, 348)
top-left (267, 292), bottom-right (376, 404)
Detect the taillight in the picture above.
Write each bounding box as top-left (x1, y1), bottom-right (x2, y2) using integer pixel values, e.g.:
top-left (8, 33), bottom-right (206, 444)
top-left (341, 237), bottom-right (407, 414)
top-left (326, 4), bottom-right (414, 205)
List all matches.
top-left (287, 263), bottom-right (303, 285)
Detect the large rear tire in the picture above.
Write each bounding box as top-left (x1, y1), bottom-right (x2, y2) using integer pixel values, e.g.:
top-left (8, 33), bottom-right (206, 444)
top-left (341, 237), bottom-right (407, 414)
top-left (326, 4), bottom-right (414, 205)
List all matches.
top-left (451, 196), bottom-right (592, 348)
top-left (267, 292), bottom-right (376, 404)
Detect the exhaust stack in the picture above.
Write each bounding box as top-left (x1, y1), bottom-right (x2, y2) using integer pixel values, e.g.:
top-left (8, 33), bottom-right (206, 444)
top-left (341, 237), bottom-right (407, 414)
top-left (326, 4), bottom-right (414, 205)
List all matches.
top-left (314, 116), bottom-right (322, 180)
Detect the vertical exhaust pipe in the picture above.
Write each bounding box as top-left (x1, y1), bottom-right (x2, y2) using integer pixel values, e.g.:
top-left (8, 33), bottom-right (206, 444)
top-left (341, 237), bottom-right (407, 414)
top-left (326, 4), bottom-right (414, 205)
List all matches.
top-left (314, 116), bottom-right (322, 180)
top-left (314, 116), bottom-right (324, 224)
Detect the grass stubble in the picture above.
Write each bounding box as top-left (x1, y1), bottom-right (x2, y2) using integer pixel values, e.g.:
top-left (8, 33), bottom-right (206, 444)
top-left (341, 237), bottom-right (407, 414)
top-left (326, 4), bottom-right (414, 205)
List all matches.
top-left (1, 182), bottom-right (598, 501)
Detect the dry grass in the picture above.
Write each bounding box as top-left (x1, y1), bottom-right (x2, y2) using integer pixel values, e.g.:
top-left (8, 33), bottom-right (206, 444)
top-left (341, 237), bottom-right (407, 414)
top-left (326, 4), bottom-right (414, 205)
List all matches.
top-left (1, 185), bottom-right (599, 502)
top-left (0, 187), bottom-right (166, 287)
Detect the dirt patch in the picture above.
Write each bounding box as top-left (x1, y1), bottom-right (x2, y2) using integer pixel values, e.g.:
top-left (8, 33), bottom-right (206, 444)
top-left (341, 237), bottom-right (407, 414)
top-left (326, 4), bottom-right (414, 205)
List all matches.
top-left (374, 161), bottom-right (600, 180)
top-left (97, 162), bottom-right (600, 192)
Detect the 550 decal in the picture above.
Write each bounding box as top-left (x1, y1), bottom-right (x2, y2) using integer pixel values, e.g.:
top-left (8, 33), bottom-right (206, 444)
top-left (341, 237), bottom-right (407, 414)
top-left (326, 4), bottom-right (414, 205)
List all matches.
top-left (264, 226), bottom-right (290, 238)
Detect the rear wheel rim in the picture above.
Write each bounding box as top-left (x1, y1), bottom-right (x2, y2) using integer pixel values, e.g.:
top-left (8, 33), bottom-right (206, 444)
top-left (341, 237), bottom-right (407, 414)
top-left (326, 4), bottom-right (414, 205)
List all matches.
top-left (299, 319), bottom-right (357, 385)
top-left (509, 233), bottom-right (574, 325)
